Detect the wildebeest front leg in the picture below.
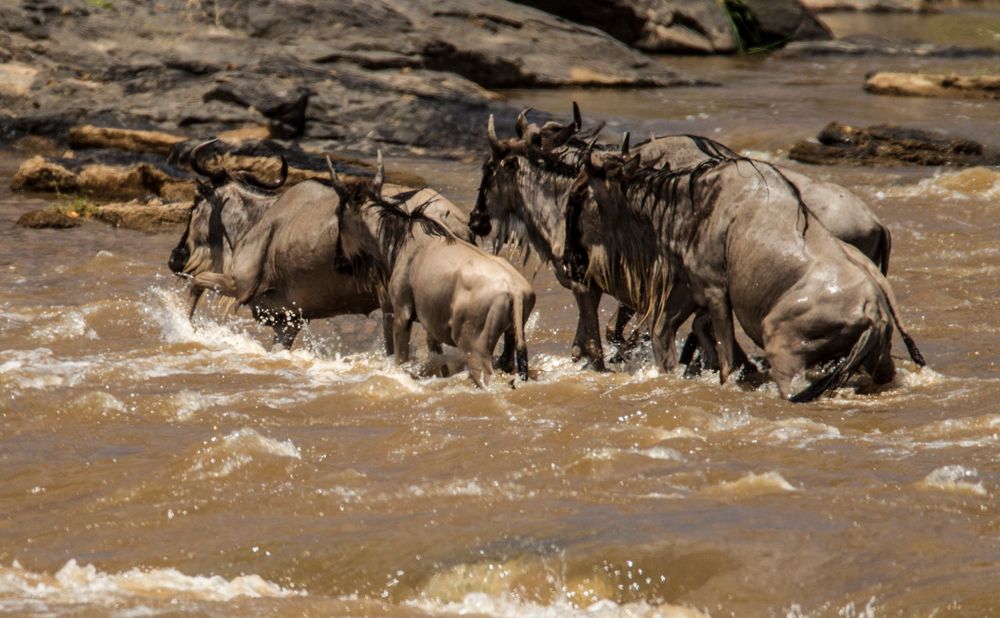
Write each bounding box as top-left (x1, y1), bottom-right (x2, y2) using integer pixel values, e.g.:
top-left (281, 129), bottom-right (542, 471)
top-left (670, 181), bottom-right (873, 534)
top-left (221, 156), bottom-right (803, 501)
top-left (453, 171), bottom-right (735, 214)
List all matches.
top-left (571, 286), bottom-right (605, 371)
top-left (187, 286), bottom-right (205, 319)
top-left (650, 283), bottom-right (696, 373)
top-left (272, 320), bottom-right (301, 350)
top-left (705, 290), bottom-right (738, 384)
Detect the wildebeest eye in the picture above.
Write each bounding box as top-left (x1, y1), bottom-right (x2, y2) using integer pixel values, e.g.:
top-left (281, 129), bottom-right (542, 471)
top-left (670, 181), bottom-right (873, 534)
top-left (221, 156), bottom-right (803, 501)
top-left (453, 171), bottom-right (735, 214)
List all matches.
top-left (502, 157), bottom-right (519, 170)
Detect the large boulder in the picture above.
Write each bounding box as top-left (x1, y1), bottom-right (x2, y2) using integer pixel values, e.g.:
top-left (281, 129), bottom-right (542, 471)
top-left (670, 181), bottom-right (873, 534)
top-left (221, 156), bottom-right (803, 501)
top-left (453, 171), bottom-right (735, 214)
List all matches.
top-left (0, 0), bottom-right (705, 156)
top-left (510, 0), bottom-right (830, 54)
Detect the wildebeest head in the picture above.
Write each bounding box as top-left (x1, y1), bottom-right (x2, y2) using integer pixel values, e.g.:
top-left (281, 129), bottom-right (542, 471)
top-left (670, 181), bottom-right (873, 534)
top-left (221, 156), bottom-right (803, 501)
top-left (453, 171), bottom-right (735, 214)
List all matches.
top-left (329, 152), bottom-right (453, 276)
top-left (168, 139), bottom-right (287, 278)
top-left (470, 105), bottom-right (584, 247)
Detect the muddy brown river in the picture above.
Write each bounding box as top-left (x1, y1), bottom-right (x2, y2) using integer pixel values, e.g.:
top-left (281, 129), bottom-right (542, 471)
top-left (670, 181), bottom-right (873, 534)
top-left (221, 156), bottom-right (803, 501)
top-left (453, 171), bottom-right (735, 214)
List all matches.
top-left (2, 10), bottom-right (1000, 617)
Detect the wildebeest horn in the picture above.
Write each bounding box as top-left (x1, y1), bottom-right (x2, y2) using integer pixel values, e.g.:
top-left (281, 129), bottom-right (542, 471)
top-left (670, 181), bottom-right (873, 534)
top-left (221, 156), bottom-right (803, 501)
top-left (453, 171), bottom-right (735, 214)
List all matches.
top-left (621, 132), bottom-right (630, 156)
top-left (515, 107), bottom-right (532, 138)
top-left (373, 150), bottom-right (385, 196)
top-left (235, 155), bottom-right (288, 190)
top-left (572, 102), bottom-right (582, 130)
top-left (487, 114), bottom-right (502, 155)
top-left (190, 138), bottom-right (221, 178)
top-left (582, 136), bottom-right (601, 174)
top-left (326, 155), bottom-right (351, 202)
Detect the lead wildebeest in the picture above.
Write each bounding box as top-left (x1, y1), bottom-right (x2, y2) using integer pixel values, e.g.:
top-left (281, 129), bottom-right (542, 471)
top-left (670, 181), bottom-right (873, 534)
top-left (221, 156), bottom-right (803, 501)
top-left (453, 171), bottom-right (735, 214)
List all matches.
top-left (329, 154), bottom-right (535, 386)
top-left (570, 149), bottom-right (925, 401)
top-left (470, 104), bottom-right (894, 373)
top-left (168, 141), bottom-right (471, 351)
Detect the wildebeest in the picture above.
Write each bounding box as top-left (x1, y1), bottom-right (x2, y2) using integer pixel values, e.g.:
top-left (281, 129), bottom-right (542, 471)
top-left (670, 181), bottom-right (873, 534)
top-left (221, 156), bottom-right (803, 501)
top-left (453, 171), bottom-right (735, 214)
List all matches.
top-left (168, 141), bottom-right (471, 351)
top-left (571, 149), bottom-right (925, 401)
top-left (329, 154), bottom-right (535, 386)
top-left (471, 104), bottom-right (894, 374)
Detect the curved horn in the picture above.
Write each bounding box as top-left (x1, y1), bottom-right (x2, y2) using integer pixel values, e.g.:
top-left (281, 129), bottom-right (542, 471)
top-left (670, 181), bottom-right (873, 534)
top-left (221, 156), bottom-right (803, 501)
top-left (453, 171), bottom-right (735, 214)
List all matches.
top-left (582, 137), bottom-right (601, 174)
top-left (189, 138), bottom-right (220, 178)
top-left (621, 132), bottom-right (630, 157)
top-left (235, 155), bottom-right (288, 190)
top-left (326, 155), bottom-right (351, 202)
top-left (487, 114), bottom-right (501, 154)
top-left (372, 150), bottom-right (384, 196)
top-left (572, 101), bottom-right (582, 130)
top-left (515, 107), bottom-right (532, 138)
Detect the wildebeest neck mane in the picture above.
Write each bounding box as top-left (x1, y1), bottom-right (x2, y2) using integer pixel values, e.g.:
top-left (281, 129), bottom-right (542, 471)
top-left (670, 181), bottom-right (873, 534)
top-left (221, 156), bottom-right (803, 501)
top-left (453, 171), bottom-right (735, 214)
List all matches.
top-left (369, 191), bottom-right (455, 270)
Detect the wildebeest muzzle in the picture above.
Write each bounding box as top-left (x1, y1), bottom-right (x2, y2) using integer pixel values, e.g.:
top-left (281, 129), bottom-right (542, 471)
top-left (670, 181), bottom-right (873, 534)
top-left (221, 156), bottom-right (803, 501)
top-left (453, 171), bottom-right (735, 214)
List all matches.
top-left (168, 245), bottom-right (189, 274)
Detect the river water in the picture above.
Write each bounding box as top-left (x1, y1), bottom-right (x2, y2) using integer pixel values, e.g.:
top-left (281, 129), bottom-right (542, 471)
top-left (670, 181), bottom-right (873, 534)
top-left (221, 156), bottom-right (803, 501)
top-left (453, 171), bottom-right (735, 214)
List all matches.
top-left (2, 10), bottom-right (1000, 617)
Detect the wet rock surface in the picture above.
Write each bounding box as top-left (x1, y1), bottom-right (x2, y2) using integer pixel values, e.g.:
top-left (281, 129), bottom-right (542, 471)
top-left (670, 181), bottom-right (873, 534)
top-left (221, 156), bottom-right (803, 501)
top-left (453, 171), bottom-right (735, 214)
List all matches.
top-left (790, 122), bottom-right (1000, 167)
top-left (864, 71), bottom-right (1000, 99)
top-left (511, 0), bottom-right (829, 54)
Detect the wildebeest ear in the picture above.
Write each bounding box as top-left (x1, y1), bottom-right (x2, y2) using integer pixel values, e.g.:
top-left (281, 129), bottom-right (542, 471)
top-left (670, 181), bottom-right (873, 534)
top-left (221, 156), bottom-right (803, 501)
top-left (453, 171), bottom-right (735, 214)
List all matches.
top-left (622, 154), bottom-right (642, 177)
top-left (515, 107), bottom-right (532, 138)
top-left (326, 155), bottom-right (351, 204)
top-left (549, 122), bottom-right (576, 148)
top-left (372, 150), bottom-right (385, 196)
top-left (621, 132), bottom-right (630, 157)
top-left (572, 101), bottom-right (582, 130)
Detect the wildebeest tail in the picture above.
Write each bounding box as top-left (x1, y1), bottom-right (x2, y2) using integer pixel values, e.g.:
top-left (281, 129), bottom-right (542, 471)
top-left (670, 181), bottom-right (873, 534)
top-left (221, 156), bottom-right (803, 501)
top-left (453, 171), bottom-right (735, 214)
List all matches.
top-left (877, 225), bottom-right (892, 276)
top-left (789, 324), bottom-right (879, 403)
top-left (843, 243), bottom-right (925, 367)
top-left (513, 291), bottom-right (534, 381)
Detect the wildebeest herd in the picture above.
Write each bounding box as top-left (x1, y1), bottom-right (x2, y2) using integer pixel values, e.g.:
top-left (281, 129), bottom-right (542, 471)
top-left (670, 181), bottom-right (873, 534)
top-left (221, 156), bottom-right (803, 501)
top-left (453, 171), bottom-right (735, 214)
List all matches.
top-left (168, 104), bottom-right (926, 402)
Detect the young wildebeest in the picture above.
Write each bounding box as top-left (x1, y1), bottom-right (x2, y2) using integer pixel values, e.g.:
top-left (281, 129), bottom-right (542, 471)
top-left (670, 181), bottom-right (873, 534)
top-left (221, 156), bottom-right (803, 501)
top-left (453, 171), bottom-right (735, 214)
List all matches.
top-left (471, 104), bottom-right (895, 374)
top-left (572, 150), bottom-right (924, 401)
top-left (168, 141), bottom-right (471, 351)
top-left (329, 154), bottom-right (535, 387)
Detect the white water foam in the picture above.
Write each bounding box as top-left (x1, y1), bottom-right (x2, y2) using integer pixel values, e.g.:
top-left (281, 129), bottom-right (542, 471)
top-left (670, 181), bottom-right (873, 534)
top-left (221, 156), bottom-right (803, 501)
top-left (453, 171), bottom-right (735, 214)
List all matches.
top-left (188, 428), bottom-right (302, 479)
top-left (408, 592), bottom-right (707, 618)
top-left (703, 471), bottom-right (798, 496)
top-left (917, 465), bottom-right (988, 496)
top-left (0, 559), bottom-right (301, 613)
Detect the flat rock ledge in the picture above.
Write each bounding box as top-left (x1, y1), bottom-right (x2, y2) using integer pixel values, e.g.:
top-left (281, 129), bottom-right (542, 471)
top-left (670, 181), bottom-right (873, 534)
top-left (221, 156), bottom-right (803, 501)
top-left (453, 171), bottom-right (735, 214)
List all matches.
top-left (799, 0), bottom-right (933, 12)
top-left (864, 72), bottom-right (1000, 100)
top-left (789, 122), bottom-right (1000, 167)
top-left (11, 126), bottom-right (421, 232)
top-left (777, 34), bottom-right (1000, 58)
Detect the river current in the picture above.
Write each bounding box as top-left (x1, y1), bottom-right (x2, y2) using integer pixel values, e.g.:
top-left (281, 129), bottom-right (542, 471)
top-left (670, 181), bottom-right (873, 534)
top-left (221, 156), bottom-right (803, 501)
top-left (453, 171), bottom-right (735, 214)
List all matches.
top-left (2, 10), bottom-right (1000, 617)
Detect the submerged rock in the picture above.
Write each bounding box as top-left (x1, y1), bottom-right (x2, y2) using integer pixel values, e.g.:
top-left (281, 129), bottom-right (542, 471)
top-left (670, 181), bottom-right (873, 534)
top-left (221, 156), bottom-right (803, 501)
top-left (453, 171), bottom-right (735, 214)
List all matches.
top-left (92, 198), bottom-right (190, 232)
top-left (790, 122), bottom-right (1000, 167)
top-left (864, 72), bottom-right (1000, 100)
top-left (16, 208), bottom-right (82, 229)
